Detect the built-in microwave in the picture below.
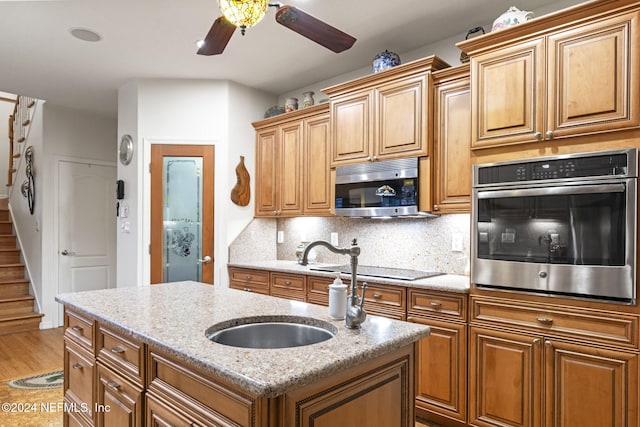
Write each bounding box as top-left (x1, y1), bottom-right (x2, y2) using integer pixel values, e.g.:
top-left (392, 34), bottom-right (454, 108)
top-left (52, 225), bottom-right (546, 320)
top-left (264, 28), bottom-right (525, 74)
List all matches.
top-left (472, 148), bottom-right (637, 303)
top-left (334, 157), bottom-right (429, 218)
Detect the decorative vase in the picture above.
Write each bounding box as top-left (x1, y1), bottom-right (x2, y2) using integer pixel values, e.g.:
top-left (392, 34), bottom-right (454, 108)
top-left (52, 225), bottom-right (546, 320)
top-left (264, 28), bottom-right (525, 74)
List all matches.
top-left (302, 91), bottom-right (315, 108)
top-left (372, 50), bottom-right (401, 73)
top-left (285, 97), bottom-right (298, 113)
top-left (491, 6), bottom-right (535, 32)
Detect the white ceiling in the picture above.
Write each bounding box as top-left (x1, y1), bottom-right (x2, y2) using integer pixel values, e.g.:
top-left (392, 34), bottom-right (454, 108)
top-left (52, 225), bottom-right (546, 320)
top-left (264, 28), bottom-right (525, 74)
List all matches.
top-left (0, 0), bottom-right (584, 117)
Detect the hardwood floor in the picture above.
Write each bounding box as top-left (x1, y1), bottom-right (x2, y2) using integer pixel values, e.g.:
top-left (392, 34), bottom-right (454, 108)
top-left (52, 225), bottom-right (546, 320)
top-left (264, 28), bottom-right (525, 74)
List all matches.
top-left (0, 327), bottom-right (64, 382)
top-left (0, 327), bottom-right (64, 427)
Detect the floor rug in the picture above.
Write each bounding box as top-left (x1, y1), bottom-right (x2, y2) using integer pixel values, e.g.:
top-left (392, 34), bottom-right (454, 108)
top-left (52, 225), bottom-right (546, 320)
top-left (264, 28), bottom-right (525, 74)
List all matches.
top-left (7, 370), bottom-right (63, 390)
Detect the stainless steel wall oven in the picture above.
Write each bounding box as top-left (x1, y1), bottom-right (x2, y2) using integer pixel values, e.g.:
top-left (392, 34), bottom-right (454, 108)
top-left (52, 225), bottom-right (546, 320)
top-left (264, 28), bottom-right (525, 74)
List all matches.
top-left (472, 148), bottom-right (637, 303)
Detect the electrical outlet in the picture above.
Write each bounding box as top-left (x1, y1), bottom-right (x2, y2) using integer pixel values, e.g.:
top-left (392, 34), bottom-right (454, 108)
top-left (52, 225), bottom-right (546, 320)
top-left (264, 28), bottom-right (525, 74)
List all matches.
top-left (330, 232), bottom-right (339, 246)
top-left (277, 230), bottom-right (284, 244)
top-left (452, 233), bottom-right (464, 252)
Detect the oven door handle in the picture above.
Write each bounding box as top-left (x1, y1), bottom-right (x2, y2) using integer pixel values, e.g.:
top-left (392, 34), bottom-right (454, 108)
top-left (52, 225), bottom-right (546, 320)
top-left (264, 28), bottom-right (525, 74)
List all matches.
top-left (476, 183), bottom-right (626, 199)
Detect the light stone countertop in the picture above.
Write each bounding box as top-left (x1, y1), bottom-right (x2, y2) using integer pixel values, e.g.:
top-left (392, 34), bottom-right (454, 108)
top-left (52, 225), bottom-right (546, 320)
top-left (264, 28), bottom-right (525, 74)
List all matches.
top-left (55, 281), bottom-right (430, 398)
top-left (228, 260), bottom-right (470, 293)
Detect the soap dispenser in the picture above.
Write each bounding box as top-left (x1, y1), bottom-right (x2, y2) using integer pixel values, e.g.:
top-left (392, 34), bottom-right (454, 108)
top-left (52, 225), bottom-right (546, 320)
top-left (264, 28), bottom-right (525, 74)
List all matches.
top-left (328, 274), bottom-right (348, 320)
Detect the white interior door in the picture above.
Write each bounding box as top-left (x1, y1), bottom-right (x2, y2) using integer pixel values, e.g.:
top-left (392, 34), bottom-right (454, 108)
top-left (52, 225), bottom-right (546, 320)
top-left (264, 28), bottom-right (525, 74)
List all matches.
top-left (58, 161), bottom-right (116, 297)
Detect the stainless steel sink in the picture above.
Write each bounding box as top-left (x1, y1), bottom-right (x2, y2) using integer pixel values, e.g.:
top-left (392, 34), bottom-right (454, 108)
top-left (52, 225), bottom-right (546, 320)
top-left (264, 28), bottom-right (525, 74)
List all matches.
top-left (205, 317), bottom-right (336, 349)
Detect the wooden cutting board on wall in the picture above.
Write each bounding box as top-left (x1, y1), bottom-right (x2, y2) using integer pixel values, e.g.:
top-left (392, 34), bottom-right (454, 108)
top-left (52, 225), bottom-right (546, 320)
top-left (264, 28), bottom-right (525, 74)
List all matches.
top-left (230, 156), bottom-right (250, 206)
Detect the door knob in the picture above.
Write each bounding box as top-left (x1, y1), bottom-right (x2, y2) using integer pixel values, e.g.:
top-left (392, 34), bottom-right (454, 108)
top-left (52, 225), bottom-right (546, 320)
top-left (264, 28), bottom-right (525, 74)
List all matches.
top-left (198, 255), bottom-right (212, 264)
top-left (61, 249), bottom-right (77, 256)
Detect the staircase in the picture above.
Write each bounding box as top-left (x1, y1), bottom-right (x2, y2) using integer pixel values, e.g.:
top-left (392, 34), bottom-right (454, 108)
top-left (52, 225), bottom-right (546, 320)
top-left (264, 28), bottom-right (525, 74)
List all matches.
top-left (0, 199), bottom-right (42, 334)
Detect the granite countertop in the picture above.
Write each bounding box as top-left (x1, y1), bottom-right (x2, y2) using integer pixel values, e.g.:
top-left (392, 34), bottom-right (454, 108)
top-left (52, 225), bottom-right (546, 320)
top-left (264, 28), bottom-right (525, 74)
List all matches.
top-left (228, 260), bottom-right (470, 293)
top-left (56, 282), bottom-right (430, 398)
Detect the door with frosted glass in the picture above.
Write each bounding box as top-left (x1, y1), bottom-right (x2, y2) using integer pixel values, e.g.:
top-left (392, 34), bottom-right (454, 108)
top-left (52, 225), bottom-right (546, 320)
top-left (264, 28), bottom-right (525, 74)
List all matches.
top-left (150, 145), bottom-right (214, 284)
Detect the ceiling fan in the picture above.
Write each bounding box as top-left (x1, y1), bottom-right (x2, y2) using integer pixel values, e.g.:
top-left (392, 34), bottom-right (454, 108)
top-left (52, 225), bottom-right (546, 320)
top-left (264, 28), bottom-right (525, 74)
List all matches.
top-left (197, 0), bottom-right (356, 56)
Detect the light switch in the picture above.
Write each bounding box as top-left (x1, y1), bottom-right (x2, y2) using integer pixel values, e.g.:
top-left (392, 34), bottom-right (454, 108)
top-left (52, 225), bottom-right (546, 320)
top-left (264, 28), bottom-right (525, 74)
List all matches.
top-left (452, 233), bottom-right (464, 252)
top-left (330, 232), bottom-right (339, 246)
top-left (277, 230), bottom-right (284, 244)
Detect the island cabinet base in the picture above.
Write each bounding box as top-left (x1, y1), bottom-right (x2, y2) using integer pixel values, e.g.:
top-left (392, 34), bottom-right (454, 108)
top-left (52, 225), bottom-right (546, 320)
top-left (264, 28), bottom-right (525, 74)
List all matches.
top-left (146, 343), bottom-right (416, 427)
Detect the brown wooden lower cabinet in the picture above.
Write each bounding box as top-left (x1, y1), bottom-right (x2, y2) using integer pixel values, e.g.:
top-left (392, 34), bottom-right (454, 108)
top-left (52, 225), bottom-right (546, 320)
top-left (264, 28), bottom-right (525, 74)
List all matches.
top-left (96, 362), bottom-right (144, 427)
top-left (469, 325), bottom-right (639, 427)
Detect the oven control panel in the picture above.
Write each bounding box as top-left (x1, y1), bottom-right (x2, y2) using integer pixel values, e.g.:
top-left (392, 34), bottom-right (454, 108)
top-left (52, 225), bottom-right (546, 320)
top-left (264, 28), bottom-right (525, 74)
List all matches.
top-left (477, 151), bottom-right (632, 185)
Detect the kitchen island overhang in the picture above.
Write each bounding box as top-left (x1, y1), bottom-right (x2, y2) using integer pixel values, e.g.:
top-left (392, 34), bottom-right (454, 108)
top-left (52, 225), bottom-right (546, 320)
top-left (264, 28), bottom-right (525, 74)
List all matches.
top-left (56, 281), bottom-right (430, 426)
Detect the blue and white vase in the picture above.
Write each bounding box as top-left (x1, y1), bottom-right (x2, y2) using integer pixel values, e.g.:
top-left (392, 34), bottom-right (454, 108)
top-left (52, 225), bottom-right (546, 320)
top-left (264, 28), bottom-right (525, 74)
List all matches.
top-left (372, 50), bottom-right (401, 73)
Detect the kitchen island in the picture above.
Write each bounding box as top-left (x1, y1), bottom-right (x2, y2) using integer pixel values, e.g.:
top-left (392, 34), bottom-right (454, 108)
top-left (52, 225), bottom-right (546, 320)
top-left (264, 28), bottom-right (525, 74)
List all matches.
top-left (56, 281), bottom-right (430, 427)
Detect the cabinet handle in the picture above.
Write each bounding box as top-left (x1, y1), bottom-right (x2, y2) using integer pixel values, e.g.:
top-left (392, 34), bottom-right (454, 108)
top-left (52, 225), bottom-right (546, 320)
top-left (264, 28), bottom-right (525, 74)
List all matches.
top-left (545, 340), bottom-right (553, 347)
top-left (245, 275), bottom-right (252, 280)
top-left (533, 338), bottom-right (541, 344)
top-left (534, 132), bottom-right (542, 140)
top-left (372, 293), bottom-right (382, 299)
top-left (536, 317), bottom-right (553, 324)
top-left (546, 130), bottom-right (553, 139)
top-left (72, 363), bottom-right (83, 370)
top-left (106, 380), bottom-right (121, 390)
top-left (429, 301), bottom-right (442, 308)
top-left (372, 156), bottom-right (378, 161)
top-left (111, 346), bottom-right (125, 354)
top-left (243, 287), bottom-right (252, 292)
top-left (433, 205), bottom-right (439, 211)
top-left (284, 280), bottom-right (291, 286)
top-left (366, 156), bottom-right (372, 161)
top-left (71, 325), bottom-right (83, 332)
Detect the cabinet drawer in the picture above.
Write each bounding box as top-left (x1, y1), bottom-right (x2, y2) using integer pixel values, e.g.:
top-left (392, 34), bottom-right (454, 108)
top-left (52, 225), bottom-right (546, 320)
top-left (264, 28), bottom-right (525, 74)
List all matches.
top-left (228, 268), bottom-right (269, 285)
top-left (363, 283), bottom-right (406, 311)
top-left (230, 282), bottom-right (270, 295)
top-left (96, 362), bottom-right (144, 427)
top-left (97, 324), bottom-right (145, 386)
top-left (408, 289), bottom-right (467, 322)
top-left (307, 275), bottom-right (333, 305)
top-left (147, 348), bottom-right (258, 427)
top-left (271, 273), bottom-right (305, 292)
top-left (64, 339), bottom-right (95, 423)
top-left (471, 296), bottom-right (639, 348)
top-left (65, 309), bottom-right (95, 352)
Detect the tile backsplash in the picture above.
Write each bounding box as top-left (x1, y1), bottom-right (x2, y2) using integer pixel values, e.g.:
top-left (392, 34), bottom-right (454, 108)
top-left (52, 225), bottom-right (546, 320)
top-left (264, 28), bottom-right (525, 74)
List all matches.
top-left (229, 214), bottom-right (470, 275)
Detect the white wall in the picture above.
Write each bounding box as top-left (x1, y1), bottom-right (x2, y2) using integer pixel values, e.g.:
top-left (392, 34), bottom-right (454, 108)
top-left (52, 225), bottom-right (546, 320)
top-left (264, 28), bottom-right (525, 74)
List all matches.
top-left (8, 102), bottom-right (116, 328)
top-left (116, 79), bottom-right (274, 288)
top-left (277, 0), bottom-right (588, 106)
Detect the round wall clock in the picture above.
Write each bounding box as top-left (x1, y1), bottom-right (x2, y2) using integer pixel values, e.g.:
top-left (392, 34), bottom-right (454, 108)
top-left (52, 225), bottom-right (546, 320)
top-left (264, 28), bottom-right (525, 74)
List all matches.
top-left (119, 134), bottom-right (134, 165)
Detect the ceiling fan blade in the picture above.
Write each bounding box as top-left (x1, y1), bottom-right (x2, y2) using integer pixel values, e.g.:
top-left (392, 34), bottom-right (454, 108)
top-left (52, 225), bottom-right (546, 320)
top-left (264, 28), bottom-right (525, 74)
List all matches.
top-left (275, 5), bottom-right (356, 53)
top-left (197, 16), bottom-right (236, 56)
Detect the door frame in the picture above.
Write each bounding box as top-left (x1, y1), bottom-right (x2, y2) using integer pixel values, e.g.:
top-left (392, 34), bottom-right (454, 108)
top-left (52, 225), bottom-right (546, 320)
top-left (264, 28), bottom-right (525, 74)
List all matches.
top-left (150, 144), bottom-right (215, 284)
top-left (53, 156), bottom-right (117, 327)
top-left (142, 139), bottom-right (218, 286)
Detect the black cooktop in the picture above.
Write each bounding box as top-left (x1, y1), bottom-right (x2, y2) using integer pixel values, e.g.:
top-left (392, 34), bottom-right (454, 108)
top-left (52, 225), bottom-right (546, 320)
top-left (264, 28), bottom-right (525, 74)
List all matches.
top-left (310, 265), bottom-right (444, 281)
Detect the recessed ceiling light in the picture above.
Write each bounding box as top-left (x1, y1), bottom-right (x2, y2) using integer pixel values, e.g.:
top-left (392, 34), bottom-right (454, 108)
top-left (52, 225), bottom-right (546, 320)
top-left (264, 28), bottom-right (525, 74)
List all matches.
top-left (69, 27), bottom-right (102, 42)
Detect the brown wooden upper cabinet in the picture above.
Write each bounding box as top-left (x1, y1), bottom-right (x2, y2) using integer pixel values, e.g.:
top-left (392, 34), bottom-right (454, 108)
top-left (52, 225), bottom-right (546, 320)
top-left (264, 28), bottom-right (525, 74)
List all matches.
top-left (253, 104), bottom-right (332, 218)
top-left (458, 2), bottom-right (640, 150)
top-left (324, 56), bottom-right (449, 166)
top-left (432, 64), bottom-right (471, 214)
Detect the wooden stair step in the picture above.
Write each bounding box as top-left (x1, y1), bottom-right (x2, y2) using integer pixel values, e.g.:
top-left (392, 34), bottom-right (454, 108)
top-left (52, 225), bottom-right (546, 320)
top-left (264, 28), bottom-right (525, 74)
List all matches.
top-left (0, 280), bottom-right (29, 297)
top-left (0, 264), bottom-right (25, 281)
top-left (0, 235), bottom-right (17, 249)
top-left (0, 210), bottom-right (9, 222)
top-left (0, 249), bottom-right (21, 264)
top-left (0, 312), bottom-right (43, 335)
top-left (0, 295), bottom-right (36, 316)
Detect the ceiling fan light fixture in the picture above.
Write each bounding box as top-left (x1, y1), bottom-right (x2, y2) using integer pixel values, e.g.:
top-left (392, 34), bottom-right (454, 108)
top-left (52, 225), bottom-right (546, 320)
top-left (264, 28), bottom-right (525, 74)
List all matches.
top-left (217, 0), bottom-right (269, 34)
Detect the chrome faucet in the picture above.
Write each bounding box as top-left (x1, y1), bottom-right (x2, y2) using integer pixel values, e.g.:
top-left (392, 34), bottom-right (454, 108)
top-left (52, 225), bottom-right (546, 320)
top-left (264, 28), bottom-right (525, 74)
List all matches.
top-left (299, 239), bottom-right (367, 329)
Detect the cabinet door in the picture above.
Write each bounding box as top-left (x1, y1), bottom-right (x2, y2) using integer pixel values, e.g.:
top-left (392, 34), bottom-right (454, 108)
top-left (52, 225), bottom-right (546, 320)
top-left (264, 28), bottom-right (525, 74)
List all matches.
top-left (255, 127), bottom-right (278, 216)
top-left (146, 395), bottom-right (195, 427)
top-left (96, 363), bottom-right (143, 427)
top-left (331, 90), bottom-right (374, 165)
top-left (433, 73), bottom-right (471, 213)
top-left (410, 316), bottom-right (467, 424)
top-left (471, 38), bottom-right (545, 149)
top-left (64, 339), bottom-right (96, 425)
top-left (545, 339), bottom-right (638, 427)
top-left (303, 113), bottom-right (332, 215)
top-left (469, 326), bottom-right (542, 427)
top-left (547, 10), bottom-right (640, 138)
top-left (278, 122), bottom-right (303, 216)
top-left (375, 75), bottom-right (429, 159)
